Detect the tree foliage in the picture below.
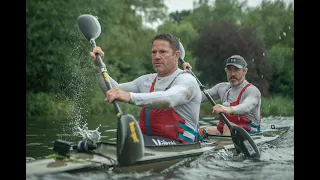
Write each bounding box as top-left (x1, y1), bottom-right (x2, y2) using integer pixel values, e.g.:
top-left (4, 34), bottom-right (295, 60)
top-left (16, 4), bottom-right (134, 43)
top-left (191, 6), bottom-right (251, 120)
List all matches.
top-left (26, 0), bottom-right (294, 117)
top-left (191, 21), bottom-right (272, 97)
top-left (163, 0), bottom-right (293, 98)
top-left (26, 0), bottom-right (166, 95)
top-left (169, 10), bottom-right (191, 24)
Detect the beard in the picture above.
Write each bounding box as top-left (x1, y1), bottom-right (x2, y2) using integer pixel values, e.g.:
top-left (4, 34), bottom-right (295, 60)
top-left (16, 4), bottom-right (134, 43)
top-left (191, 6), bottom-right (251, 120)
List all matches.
top-left (228, 77), bottom-right (240, 86)
top-left (230, 81), bottom-right (239, 87)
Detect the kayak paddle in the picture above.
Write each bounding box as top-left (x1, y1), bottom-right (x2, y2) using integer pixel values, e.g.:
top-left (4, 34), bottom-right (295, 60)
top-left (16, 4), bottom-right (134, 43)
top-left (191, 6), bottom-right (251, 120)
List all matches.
top-left (77, 14), bottom-right (145, 165)
top-left (178, 42), bottom-right (261, 158)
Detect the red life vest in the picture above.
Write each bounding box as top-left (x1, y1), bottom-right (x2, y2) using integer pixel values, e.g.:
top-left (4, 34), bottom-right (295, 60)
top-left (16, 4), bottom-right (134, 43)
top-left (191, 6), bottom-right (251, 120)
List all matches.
top-left (139, 74), bottom-right (203, 144)
top-left (217, 83), bottom-right (260, 133)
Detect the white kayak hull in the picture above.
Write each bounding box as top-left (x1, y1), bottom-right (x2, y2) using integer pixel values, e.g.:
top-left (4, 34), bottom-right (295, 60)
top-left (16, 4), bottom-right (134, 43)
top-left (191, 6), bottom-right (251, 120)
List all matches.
top-left (26, 126), bottom-right (290, 176)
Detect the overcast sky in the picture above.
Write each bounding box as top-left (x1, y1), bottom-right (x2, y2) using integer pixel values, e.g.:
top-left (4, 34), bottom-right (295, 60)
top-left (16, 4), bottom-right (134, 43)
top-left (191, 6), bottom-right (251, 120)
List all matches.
top-left (164, 0), bottom-right (294, 13)
top-left (146, 0), bottom-right (293, 28)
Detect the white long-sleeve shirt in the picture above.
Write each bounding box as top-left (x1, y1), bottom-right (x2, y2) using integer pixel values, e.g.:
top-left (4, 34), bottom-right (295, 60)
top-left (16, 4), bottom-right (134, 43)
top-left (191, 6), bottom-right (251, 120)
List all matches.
top-left (94, 66), bottom-right (202, 132)
top-left (203, 80), bottom-right (261, 126)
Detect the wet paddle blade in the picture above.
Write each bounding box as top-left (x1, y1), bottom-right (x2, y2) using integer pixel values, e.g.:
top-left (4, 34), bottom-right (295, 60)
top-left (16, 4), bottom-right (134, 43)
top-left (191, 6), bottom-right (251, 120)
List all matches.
top-left (77, 14), bottom-right (101, 41)
top-left (230, 125), bottom-right (261, 158)
top-left (117, 114), bottom-right (145, 166)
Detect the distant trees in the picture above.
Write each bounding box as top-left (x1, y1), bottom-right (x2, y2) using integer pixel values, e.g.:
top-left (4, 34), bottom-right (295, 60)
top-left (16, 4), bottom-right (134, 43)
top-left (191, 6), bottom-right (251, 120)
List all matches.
top-left (26, 0), bottom-right (167, 96)
top-left (166, 0), bottom-right (293, 98)
top-left (191, 21), bottom-right (272, 97)
top-left (26, 0), bottom-right (293, 117)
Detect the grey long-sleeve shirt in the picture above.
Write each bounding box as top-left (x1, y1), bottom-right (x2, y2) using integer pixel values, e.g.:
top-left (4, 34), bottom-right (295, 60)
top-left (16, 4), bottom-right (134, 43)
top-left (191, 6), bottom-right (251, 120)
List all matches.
top-left (203, 80), bottom-right (261, 126)
top-left (94, 65), bottom-right (202, 138)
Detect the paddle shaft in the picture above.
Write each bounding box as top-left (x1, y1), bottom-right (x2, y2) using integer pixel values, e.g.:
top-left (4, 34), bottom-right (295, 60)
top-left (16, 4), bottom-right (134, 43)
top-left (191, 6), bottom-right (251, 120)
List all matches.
top-left (90, 39), bottom-right (123, 117)
top-left (179, 58), bottom-right (232, 129)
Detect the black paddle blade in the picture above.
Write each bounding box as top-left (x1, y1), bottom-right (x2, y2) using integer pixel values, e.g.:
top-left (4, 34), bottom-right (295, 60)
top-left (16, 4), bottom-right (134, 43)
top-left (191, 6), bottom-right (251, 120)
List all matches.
top-left (230, 125), bottom-right (261, 158)
top-left (77, 14), bottom-right (101, 41)
top-left (117, 114), bottom-right (145, 166)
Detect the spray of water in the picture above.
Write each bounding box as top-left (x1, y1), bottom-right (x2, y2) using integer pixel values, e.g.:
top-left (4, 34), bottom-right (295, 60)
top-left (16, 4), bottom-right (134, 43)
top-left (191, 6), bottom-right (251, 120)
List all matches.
top-left (58, 26), bottom-right (101, 139)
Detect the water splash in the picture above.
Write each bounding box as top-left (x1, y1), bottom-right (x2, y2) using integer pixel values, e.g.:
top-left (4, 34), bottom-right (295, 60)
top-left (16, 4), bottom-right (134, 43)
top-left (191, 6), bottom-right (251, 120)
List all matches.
top-left (203, 149), bottom-right (236, 161)
top-left (74, 123), bottom-right (102, 143)
top-left (58, 26), bottom-right (97, 137)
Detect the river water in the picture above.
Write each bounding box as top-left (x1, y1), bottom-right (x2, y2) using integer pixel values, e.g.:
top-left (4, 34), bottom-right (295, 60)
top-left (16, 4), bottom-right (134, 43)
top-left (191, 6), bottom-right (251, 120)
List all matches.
top-left (26, 115), bottom-right (294, 180)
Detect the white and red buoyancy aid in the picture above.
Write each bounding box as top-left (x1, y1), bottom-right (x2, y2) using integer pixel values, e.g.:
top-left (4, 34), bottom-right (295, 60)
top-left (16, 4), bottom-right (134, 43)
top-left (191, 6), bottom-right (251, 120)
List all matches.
top-left (217, 83), bottom-right (261, 134)
top-left (139, 73), bottom-right (203, 144)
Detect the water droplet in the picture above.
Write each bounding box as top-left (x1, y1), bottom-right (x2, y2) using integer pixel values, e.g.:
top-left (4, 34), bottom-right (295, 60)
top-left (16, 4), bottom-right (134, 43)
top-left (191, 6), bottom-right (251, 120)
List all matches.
top-left (283, 32), bottom-right (287, 36)
top-left (279, 36), bottom-right (282, 40)
top-left (261, 75), bottom-right (264, 78)
top-left (288, 26), bottom-right (291, 29)
top-left (263, 53), bottom-right (265, 56)
top-left (252, 59), bottom-right (255, 62)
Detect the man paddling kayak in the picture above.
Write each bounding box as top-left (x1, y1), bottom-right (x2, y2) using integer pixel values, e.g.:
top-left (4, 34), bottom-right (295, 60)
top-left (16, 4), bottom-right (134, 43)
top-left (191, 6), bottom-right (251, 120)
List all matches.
top-left (183, 55), bottom-right (262, 136)
top-left (90, 33), bottom-right (203, 144)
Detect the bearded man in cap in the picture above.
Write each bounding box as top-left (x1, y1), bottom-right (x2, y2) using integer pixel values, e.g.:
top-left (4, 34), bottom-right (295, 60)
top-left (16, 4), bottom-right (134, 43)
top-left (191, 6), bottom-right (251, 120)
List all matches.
top-left (183, 55), bottom-right (262, 136)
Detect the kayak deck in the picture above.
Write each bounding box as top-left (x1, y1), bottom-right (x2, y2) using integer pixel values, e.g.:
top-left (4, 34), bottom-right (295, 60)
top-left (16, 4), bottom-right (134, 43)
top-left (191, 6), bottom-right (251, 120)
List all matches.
top-left (26, 126), bottom-right (290, 176)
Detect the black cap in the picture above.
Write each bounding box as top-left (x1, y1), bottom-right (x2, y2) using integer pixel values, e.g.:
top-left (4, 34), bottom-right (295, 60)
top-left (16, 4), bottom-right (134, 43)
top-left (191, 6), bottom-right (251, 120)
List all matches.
top-left (225, 55), bottom-right (247, 68)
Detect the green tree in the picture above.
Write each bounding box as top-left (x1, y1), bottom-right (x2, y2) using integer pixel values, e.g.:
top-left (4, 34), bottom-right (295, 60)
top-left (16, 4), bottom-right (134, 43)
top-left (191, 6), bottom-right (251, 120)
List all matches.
top-left (169, 10), bottom-right (191, 24)
top-left (191, 21), bottom-right (272, 96)
top-left (26, 0), bottom-right (167, 94)
top-left (184, 0), bottom-right (247, 33)
top-left (265, 44), bottom-right (293, 98)
top-left (26, 0), bottom-right (167, 116)
top-left (242, 0), bottom-right (294, 49)
top-left (242, 0), bottom-right (294, 97)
